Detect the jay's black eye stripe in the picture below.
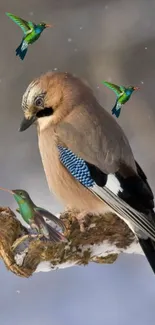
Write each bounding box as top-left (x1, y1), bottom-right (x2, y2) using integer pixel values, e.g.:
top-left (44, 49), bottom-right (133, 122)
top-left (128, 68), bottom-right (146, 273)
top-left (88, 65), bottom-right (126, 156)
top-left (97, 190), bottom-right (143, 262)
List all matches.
top-left (36, 107), bottom-right (54, 118)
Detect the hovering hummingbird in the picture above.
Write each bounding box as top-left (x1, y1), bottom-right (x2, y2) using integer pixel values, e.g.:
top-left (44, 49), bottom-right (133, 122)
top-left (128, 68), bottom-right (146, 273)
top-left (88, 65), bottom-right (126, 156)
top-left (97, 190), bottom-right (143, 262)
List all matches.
top-left (6, 12), bottom-right (52, 60)
top-left (0, 187), bottom-right (66, 244)
top-left (102, 81), bottom-right (139, 118)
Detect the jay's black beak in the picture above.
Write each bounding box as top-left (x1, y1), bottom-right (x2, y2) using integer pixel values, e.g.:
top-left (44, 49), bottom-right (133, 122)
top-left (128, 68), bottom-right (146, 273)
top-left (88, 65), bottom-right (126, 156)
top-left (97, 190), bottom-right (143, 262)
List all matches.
top-left (19, 116), bottom-right (37, 132)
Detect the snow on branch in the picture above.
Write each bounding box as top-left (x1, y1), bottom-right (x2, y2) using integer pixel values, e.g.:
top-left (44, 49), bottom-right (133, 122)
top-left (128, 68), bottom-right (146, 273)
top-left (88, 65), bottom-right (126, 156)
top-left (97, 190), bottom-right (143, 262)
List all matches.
top-left (0, 207), bottom-right (143, 278)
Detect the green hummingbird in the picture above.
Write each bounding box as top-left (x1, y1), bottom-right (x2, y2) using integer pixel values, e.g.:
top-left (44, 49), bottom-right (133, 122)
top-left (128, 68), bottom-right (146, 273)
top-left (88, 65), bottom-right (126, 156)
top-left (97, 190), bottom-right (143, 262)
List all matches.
top-left (102, 81), bottom-right (139, 118)
top-left (0, 187), bottom-right (66, 244)
top-left (6, 12), bottom-right (52, 60)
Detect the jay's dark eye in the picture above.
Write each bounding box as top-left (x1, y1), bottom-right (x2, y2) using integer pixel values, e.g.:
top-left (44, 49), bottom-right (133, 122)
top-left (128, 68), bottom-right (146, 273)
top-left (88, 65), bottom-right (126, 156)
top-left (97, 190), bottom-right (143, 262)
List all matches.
top-left (35, 98), bottom-right (43, 107)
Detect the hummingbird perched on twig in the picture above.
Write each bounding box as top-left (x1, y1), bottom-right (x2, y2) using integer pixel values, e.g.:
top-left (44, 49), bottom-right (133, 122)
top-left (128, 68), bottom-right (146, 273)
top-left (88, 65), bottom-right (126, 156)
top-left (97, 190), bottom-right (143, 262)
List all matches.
top-left (102, 81), bottom-right (139, 118)
top-left (6, 12), bottom-right (52, 60)
top-left (0, 187), bottom-right (66, 246)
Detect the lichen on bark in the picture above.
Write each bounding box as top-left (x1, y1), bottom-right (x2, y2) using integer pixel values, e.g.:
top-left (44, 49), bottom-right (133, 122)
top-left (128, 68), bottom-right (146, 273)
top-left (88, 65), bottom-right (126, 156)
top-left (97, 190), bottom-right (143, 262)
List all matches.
top-left (0, 206), bottom-right (136, 278)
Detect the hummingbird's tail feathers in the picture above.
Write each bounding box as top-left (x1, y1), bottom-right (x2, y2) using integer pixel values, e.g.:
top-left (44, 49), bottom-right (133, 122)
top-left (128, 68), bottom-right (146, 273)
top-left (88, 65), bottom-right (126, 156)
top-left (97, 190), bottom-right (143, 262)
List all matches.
top-left (16, 39), bottom-right (28, 60)
top-left (111, 102), bottom-right (121, 118)
top-left (138, 238), bottom-right (155, 274)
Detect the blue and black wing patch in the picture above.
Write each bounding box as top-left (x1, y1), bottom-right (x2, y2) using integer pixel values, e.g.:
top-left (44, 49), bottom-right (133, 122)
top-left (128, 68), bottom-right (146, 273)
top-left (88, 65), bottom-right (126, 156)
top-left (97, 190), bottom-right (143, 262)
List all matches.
top-left (58, 145), bottom-right (95, 187)
top-left (57, 145), bottom-right (155, 243)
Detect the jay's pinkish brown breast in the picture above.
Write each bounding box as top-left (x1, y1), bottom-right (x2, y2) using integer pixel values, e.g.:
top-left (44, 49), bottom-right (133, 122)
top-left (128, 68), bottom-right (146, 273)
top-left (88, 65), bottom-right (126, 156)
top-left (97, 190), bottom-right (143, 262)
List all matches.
top-left (38, 128), bottom-right (110, 214)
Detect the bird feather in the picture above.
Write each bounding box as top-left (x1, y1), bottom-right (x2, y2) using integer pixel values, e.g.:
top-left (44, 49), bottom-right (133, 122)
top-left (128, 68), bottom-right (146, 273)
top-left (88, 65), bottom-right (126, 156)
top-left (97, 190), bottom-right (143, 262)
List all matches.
top-left (6, 12), bottom-right (32, 34)
top-left (33, 211), bottom-right (66, 242)
top-left (35, 207), bottom-right (66, 232)
top-left (58, 145), bottom-right (155, 241)
top-left (102, 81), bottom-right (123, 96)
top-left (56, 102), bottom-right (137, 174)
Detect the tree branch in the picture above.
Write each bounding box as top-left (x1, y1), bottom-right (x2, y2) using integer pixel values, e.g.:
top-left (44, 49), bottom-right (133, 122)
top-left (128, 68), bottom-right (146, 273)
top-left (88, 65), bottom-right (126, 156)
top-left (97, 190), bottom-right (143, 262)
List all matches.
top-left (0, 207), bottom-right (143, 278)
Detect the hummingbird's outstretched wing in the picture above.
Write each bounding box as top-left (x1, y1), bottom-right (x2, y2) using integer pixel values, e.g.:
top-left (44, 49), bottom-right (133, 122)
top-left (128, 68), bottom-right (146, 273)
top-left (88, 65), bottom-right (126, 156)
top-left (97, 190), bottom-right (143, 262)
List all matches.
top-left (102, 81), bottom-right (123, 96)
top-left (33, 211), bottom-right (67, 242)
top-left (35, 207), bottom-right (66, 232)
top-left (6, 12), bottom-right (33, 34)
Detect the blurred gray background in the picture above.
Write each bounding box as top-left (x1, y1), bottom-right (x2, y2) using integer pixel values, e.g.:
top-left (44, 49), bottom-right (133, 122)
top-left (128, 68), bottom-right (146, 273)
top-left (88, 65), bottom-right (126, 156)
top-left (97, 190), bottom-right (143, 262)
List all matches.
top-left (0, 0), bottom-right (155, 324)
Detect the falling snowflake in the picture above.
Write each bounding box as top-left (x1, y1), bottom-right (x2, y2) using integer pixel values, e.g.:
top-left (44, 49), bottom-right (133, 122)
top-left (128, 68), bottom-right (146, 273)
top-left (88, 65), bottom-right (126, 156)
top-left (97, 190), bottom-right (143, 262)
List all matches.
top-left (0, 79), bottom-right (2, 83)
top-left (16, 290), bottom-right (20, 294)
top-left (53, 68), bottom-right (58, 71)
top-left (107, 77), bottom-right (112, 82)
top-left (96, 86), bottom-right (100, 89)
top-left (141, 81), bottom-right (144, 84)
top-left (68, 38), bottom-right (72, 42)
top-left (105, 5), bottom-right (108, 9)
top-left (29, 12), bottom-right (34, 16)
top-left (145, 47), bottom-right (147, 50)
top-left (74, 48), bottom-right (78, 52)
top-left (79, 26), bottom-right (83, 30)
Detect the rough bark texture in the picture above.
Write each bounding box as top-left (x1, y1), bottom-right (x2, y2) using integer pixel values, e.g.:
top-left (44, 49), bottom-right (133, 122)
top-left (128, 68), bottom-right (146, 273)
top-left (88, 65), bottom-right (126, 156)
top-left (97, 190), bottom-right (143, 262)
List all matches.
top-left (0, 207), bottom-right (137, 278)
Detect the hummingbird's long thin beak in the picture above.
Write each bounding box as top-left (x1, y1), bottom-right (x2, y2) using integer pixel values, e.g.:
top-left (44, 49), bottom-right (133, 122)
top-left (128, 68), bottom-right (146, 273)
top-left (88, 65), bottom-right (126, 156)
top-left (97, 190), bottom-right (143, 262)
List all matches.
top-left (134, 87), bottom-right (140, 90)
top-left (0, 187), bottom-right (14, 195)
top-left (45, 24), bottom-right (53, 28)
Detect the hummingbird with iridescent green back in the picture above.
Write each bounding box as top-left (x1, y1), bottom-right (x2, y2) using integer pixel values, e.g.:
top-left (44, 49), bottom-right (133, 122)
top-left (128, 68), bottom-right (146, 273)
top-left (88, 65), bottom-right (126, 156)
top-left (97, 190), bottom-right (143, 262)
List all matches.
top-left (0, 187), bottom-right (66, 243)
top-left (6, 12), bottom-right (52, 60)
top-left (102, 81), bottom-right (139, 118)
